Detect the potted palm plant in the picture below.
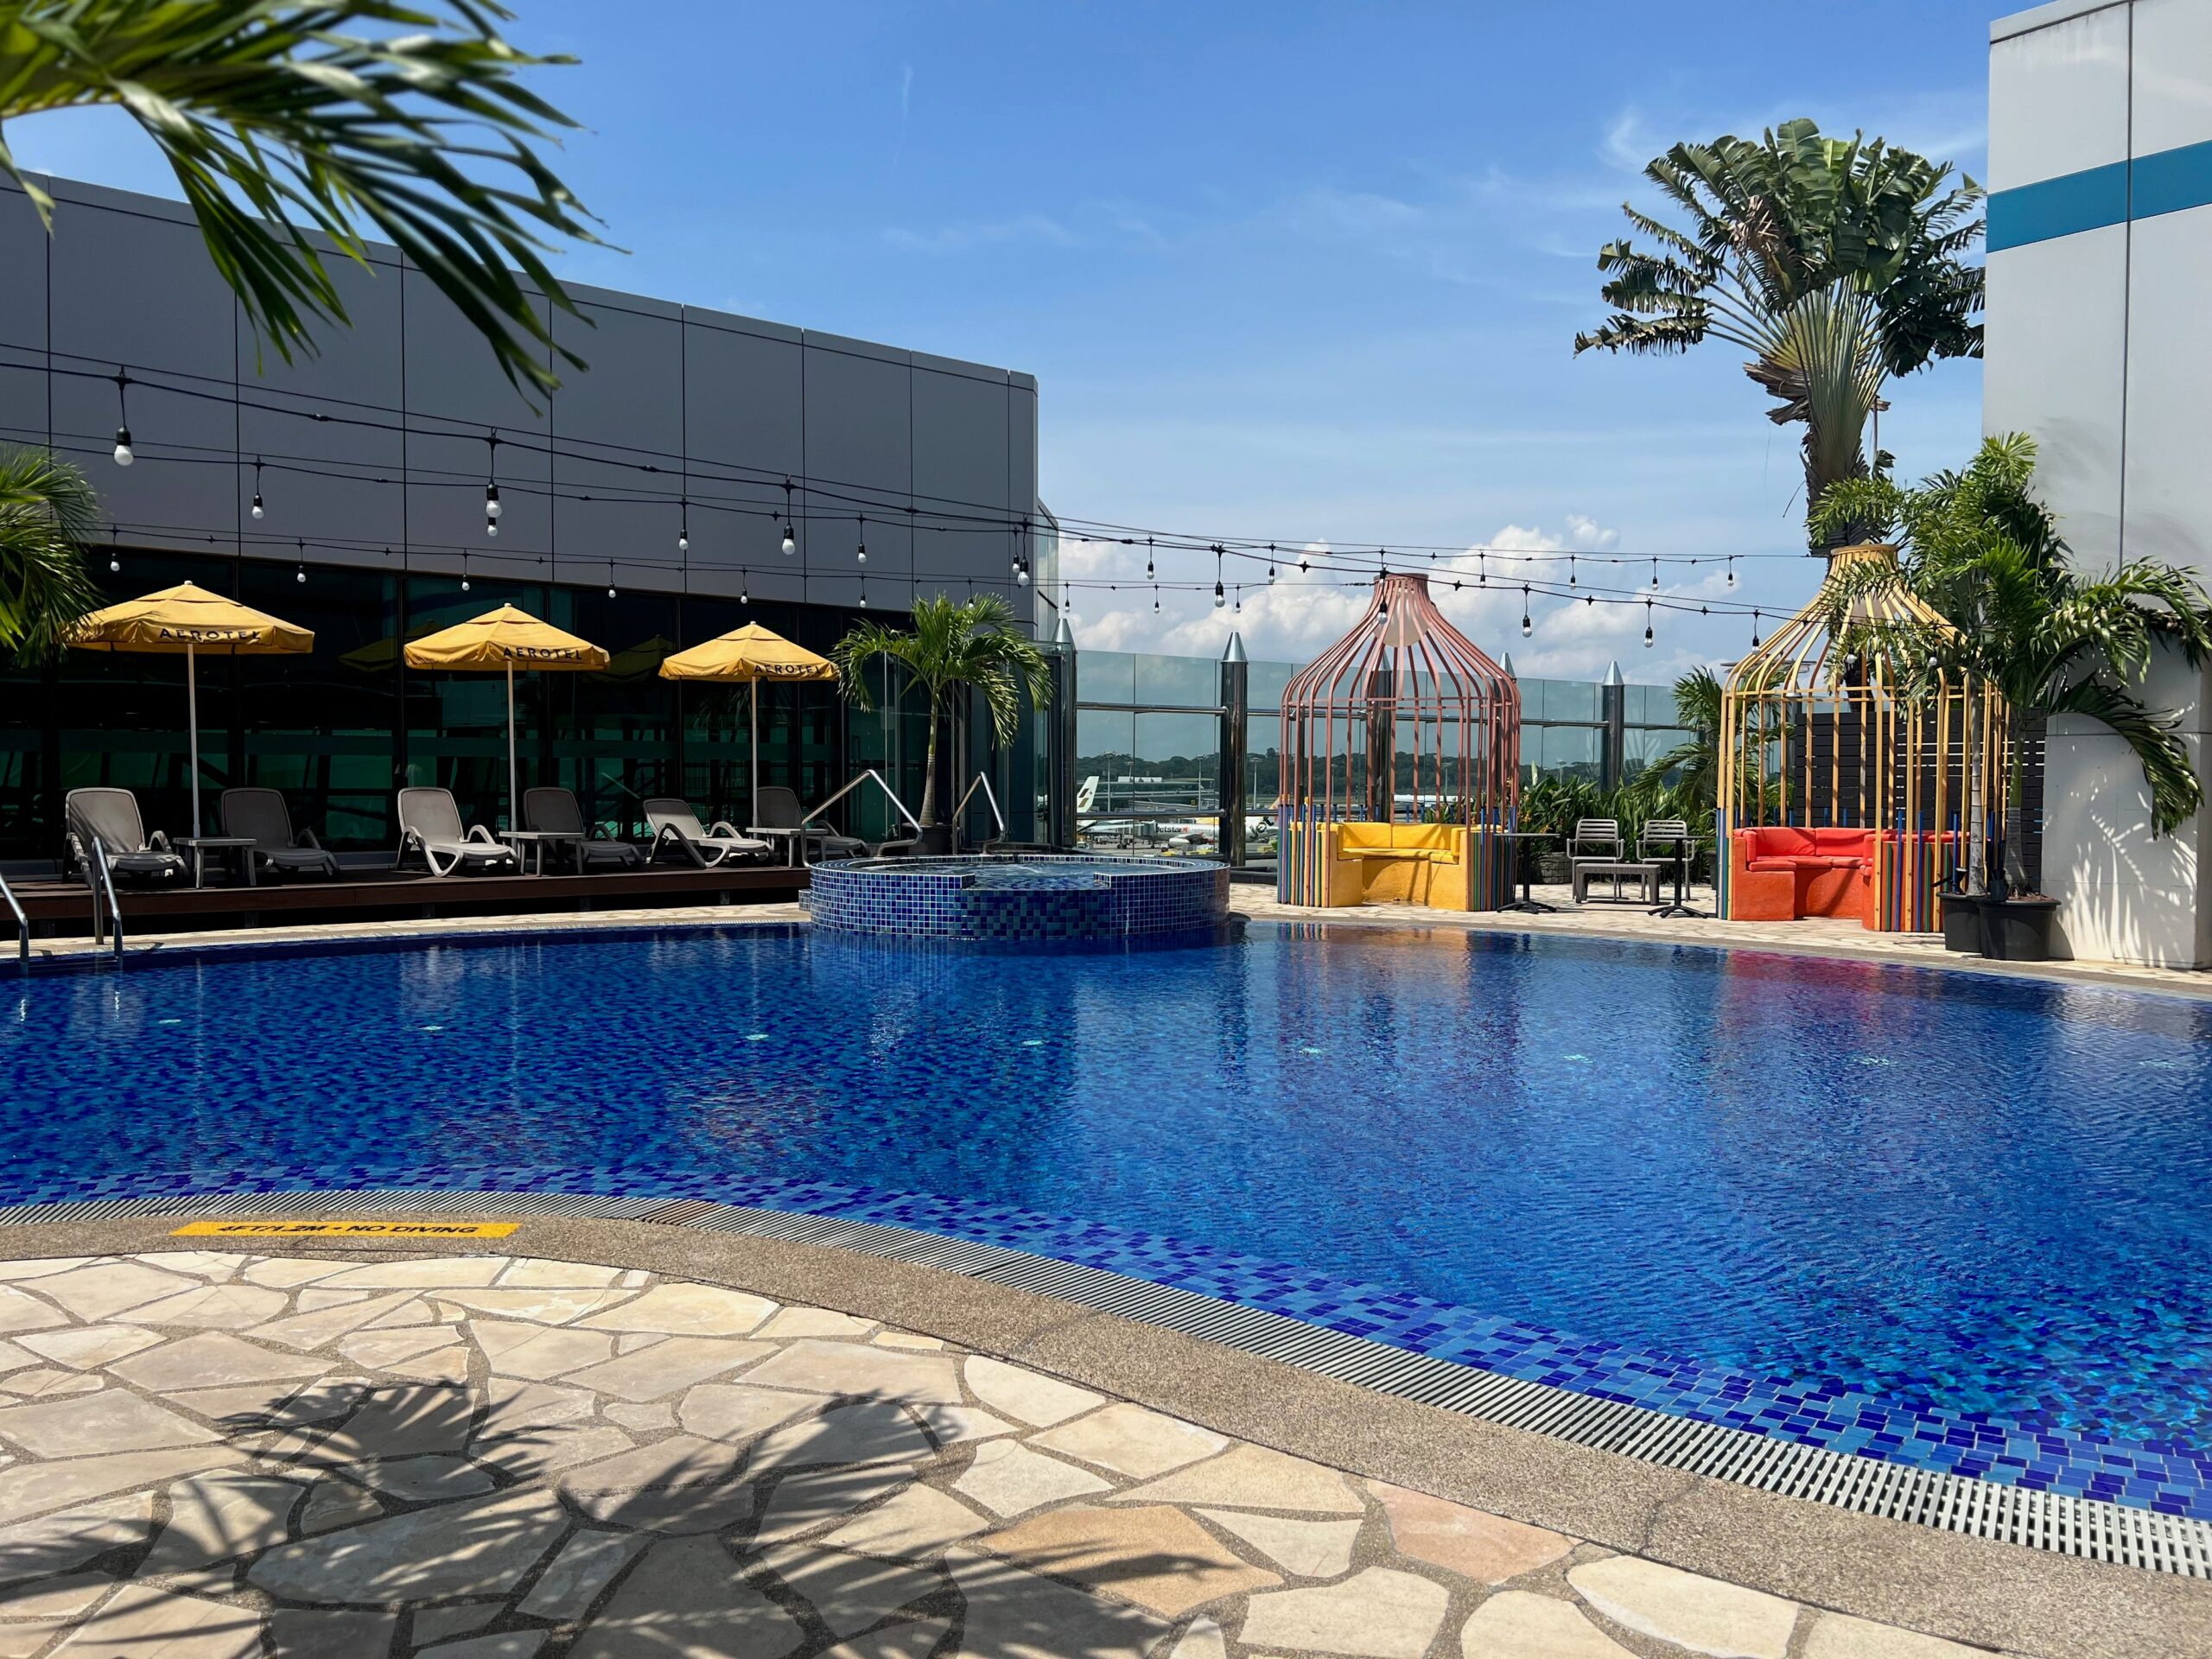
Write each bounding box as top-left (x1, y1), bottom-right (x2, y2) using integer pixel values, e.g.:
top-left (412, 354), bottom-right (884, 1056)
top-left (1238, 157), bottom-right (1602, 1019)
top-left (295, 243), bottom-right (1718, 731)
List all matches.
top-left (832, 593), bottom-right (1053, 856)
top-left (1815, 435), bottom-right (2212, 961)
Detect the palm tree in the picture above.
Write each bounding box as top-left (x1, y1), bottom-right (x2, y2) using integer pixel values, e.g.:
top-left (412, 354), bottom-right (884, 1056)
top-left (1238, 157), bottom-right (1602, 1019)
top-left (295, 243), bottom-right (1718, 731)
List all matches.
top-left (0, 0), bottom-right (602, 397)
top-left (1574, 119), bottom-right (1982, 546)
top-left (832, 593), bottom-right (1053, 841)
top-left (1630, 665), bottom-right (1724, 816)
top-left (1813, 435), bottom-right (2212, 892)
top-left (0, 447), bottom-right (99, 660)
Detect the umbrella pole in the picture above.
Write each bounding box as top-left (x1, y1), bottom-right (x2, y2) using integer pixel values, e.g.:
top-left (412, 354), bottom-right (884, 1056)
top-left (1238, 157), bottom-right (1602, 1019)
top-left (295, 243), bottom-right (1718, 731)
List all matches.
top-left (750, 683), bottom-right (760, 829)
top-left (505, 658), bottom-right (519, 835)
top-left (187, 642), bottom-right (202, 841)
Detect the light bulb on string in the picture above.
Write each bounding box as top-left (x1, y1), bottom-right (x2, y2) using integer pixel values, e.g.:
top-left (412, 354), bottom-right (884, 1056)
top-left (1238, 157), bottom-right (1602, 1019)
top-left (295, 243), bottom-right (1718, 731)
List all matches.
top-left (740, 576), bottom-right (750, 606)
top-left (108, 528), bottom-right (119, 575)
top-left (677, 499), bottom-right (688, 553)
top-left (1232, 589), bottom-right (1242, 615)
top-left (1750, 608), bottom-right (1762, 650)
top-left (483, 431), bottom-right (501, 535)
top-left (1568, 555), bottom-right (1576, 587)
top-left (1267, 543), bottom-right (1278, 582)
top-left (855, 515), bottom-right (868, 563)
top-left (1212, 544), bottom-right (1224, 607)
top-left (780, 479), bottom-right (797, 554)
top-left (1726, 556), bottom-right (1737, 589)
top-left (296, 538), bottom-right (306, 584)
top-left (1643, 598), bottom-right (1654, 649)
top-left (1520, 584), bottom-right (1532, 639)
top-left (1145, 537), bottom-right (1154, 581)
top-left (251, 459), bottom-right (265, 519)
top-left (111, 370), bottom-right (132, 466)
top-left (607, 559), bottom-right (617, 600)
top-left (1649, 557), bottom-right (1660, 589)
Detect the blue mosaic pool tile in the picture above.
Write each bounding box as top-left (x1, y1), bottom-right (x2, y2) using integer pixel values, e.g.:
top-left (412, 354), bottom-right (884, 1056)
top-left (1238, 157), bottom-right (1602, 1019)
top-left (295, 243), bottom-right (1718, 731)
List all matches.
top-left (808, 854), bottom-right (1228, 942)
top-left (6, 1159), bottom-right (2209, 1521)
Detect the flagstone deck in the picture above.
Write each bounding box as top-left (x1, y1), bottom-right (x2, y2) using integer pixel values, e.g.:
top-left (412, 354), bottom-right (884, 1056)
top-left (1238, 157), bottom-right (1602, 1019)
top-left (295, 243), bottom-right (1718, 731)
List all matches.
top-left (0, 1249), bottom-right (2022, 1659)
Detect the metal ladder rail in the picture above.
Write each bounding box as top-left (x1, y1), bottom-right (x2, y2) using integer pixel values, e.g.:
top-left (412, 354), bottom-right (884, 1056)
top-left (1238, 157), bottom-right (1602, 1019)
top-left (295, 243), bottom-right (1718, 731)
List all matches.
top-left (86, 836), bottom-right (123, 964)
top-left (0, 867), bottom-right (24, 968)
top-left (953, 772), bottom-right (1008, 845)
top-left (799, 769), bottom-right (924, 867)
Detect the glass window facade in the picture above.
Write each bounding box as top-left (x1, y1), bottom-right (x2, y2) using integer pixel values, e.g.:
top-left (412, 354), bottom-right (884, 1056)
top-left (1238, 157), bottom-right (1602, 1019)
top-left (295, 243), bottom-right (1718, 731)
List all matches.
top-left (4, 556), bottom-right (1041, 862)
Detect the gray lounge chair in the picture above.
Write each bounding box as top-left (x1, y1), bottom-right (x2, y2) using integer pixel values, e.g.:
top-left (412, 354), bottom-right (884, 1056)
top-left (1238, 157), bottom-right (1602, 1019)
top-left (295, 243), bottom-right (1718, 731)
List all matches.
top-left (644, 798), bottom-right (768, 868)
top-left (749, 785), bottom-right (868, 862)
top-left (64, 787), bottom-right (185, 883)
top-left (524, 786), bottom-right (642, 871)
top-left (397, 786), bottom-right (520, 877)
top-left (220, 787), bottom-right (340, 880)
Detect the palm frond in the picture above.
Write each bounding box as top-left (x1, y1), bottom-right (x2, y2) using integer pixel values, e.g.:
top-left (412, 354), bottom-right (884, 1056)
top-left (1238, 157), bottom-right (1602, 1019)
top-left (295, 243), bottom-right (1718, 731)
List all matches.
top-left (0, 0), bottom-right (606, 397)
top-left (0, 445), bottom-right (100, 659)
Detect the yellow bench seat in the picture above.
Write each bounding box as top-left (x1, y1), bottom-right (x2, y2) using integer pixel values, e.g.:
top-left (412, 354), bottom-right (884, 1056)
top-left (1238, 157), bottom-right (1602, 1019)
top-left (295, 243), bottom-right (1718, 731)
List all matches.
top-left (1320, 822), bottom-right (1473, 908)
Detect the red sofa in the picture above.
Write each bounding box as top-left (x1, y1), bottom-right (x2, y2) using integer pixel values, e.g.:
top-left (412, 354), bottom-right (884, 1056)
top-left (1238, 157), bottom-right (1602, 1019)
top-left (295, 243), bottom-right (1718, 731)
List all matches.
top-left (1730, 825), bottom-right (1876, 925)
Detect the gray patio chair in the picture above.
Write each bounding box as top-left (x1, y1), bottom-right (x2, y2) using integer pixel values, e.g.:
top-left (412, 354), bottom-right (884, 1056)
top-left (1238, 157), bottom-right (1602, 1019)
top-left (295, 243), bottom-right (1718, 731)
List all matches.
top-left (64, 787), bottom-right (185, 883)
top-left (524, 786), bottom-right (642, 871)
top-left (219, 787), bottom-right (340, 880)
top-left (748, 785), bottom-right (868, 862)
top-left (1567, 817), bottom-right (1662, 904)
top-left (644, 798), bottom-right (769, 868)
top-left (396, 786), bottom-right (520, 878)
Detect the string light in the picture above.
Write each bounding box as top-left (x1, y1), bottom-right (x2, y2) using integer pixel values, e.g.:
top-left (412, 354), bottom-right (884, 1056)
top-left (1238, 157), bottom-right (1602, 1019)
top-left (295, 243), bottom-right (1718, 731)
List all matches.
top-left (1212, 544), bottom-right (1225, 608)
top-left (780, 479), bottom-right (796, 554)
top-left (677, 498), bottom-right (688, 553)
top-left (1520, 584), bottom-right (1532, 639)
top-left (111, 370), bottom-right (132, 466)
top-left (1650, 556), bottom-right (1660, 589)
top-left (251, 458), bottom-right (265, 519)
top-left (1751, 607), bottom-right (1762, 649)
top-left (296, 537), bottom-right (306, 584)
top-left (1145, 537), bottom-right (1154, 580)
top-left (1643, 597), bottom-right (1654, 649)
top-left (484, 432), bottom-right (501, 537)
top-left (1568, 554), bottom-right (1576, 587)
top-left (1267, 543), bottom-right (1277, 582)
top-left (855, 514), bottom-right (867, 564)
top-left (740, 575), bottom-right (750, 606)
top-left (108, 526), bottom-right (119, 574)
top-left (607, 558), bottom-right (617, 599)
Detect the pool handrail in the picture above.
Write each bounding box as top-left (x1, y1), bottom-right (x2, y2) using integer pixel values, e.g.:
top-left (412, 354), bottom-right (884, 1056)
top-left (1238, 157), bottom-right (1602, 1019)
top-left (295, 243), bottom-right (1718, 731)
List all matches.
top-left (0, 866), bottom-right (24, 967)
top-left (806, 770), bottom-right (923, 838)
top-left (86, 834), bottom-right (123, 963)
top-left (954, 772), bottom-right (1008, 842)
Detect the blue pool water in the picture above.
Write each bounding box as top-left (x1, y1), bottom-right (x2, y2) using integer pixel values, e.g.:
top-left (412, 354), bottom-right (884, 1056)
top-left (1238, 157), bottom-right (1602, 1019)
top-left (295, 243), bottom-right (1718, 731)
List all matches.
top-left (7, 923), bottom-right (2211, 1511)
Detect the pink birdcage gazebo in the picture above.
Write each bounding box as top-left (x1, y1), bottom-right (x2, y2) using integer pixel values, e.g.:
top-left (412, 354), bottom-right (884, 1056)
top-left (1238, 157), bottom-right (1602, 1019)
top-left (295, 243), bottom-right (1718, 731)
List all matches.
top-left (1276, 571), bottom-right (1521, 909)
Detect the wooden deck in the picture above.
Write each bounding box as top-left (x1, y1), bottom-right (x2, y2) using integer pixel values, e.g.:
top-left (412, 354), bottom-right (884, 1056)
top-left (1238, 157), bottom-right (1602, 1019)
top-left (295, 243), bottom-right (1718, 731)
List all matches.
top-left (14, 863), bottom-right (809, 937)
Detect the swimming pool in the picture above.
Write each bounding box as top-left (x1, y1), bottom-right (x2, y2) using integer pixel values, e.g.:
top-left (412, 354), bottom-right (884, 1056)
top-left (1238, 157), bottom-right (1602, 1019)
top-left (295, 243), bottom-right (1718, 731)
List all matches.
top-left (7, 922), bottom-right (2210, 1514)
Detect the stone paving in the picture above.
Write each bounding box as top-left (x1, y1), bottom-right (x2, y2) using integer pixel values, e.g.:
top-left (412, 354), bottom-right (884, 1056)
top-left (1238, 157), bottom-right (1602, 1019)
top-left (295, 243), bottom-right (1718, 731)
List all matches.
top-left (0, 1250), bottom-right (1999, 1659)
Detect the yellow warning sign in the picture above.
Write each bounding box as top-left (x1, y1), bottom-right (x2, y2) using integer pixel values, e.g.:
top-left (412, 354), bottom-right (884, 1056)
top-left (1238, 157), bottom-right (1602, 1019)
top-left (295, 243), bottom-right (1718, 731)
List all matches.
top-left (172, 1218), bottom-right (519, 1239)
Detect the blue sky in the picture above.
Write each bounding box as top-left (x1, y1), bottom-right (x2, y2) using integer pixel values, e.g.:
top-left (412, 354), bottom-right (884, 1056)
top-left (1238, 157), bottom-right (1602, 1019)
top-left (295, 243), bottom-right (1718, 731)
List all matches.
top-left (16, 1), bottom-right (2002, 677)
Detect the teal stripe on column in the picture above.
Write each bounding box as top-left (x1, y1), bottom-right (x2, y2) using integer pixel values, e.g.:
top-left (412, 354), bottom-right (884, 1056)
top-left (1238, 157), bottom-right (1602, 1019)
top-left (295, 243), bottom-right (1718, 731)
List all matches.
top-left (1988, 140), bottom-right (2212, 251)
top-left (2131, 137), bottom-right (2212, 220)
top-left (1986, 160), bottom-right (2126, 251)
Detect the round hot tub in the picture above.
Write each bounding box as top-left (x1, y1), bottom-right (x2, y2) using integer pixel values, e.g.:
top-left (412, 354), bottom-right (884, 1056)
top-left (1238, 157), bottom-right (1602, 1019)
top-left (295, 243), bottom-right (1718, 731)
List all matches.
top-left (805, 852), bottom-right (1230, 943)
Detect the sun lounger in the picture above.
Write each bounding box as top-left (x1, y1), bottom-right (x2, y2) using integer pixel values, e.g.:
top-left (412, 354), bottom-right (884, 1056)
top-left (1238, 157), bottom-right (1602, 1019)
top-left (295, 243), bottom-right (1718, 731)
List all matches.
top-left (524, 786), bottom-right (642, 871)
top-left (64, 787), bottom-right (185, 883)
top-left (748, 785), bottom-right (868, 863)
top-left (644, 798), bottom-right (769, 868)
top-left (396, 786), bottom-right (520, 877)
top-left (219, 787), bottom-right (340, 879)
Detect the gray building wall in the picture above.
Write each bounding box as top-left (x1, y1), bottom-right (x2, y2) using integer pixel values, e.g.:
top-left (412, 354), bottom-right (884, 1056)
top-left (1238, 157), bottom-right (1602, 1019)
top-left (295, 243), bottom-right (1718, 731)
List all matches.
top-left (0, 174), bottom-right (1042, 619)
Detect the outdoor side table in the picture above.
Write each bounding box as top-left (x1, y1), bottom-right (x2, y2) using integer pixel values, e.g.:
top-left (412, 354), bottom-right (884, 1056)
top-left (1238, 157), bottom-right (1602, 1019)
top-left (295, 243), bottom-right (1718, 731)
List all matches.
top-left (499, 830), bottom-right (584, 875)
top-left (1497, 830), bottom-right (1559, 914)
top-left (175, 836), bottom-right (257, 890)
top-left (1649, 837), bottom-right (1707, 919)
top-left (750, 826), bottom-right (808, 868)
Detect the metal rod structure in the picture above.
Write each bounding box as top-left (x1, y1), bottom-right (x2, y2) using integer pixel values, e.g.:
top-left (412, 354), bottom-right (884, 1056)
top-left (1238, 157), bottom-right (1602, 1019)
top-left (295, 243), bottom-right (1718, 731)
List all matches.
top-left (953, 772), bottom-right (1007, 840)
top-left (186, 642), bottom-right (202, 841)
top-left (1, 866), bottom-right (26, 966)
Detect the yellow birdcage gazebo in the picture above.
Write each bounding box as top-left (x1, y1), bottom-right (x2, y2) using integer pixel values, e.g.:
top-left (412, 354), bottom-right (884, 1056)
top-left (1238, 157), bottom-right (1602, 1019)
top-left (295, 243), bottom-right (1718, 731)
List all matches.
top-left (1718, 543), bottom-right (2006, 931)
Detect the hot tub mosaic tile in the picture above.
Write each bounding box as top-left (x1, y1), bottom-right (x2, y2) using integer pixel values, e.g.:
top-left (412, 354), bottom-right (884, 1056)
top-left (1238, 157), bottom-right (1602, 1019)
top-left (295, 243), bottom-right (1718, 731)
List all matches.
top-left (806, 853), bottom-right (1229, 940)
top-left (6, 1159), bottom-right (2209, 1521)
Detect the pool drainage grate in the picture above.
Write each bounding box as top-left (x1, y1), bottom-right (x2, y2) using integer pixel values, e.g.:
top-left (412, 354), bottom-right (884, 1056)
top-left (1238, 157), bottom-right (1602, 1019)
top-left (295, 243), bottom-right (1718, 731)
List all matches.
top-left (5, 1187), bottom-right (2209, 1578)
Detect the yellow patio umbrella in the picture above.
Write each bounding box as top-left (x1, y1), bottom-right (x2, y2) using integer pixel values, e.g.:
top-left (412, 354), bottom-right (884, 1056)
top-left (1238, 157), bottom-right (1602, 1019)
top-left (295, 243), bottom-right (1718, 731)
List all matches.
top-left (67, 582), bottom-right (315, 841)
top-left (403, 605), bottom-right (608, 834)
top-left (659, 622), bottom-right (836, 824)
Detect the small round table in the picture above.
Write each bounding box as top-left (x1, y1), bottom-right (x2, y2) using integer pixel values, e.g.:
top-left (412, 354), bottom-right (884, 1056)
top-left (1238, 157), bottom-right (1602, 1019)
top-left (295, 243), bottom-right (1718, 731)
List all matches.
top-left (1497, 830), bottom-right (1559, 914)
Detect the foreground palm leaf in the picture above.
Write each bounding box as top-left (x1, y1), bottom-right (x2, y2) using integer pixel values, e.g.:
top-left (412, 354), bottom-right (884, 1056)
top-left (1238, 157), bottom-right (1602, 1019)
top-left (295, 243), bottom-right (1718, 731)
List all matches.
top-left (0, 0), bottom-right (604, 395)
top-left (0, 446), bottom-right (100, 659)
top-left (1575, 119), bottom-right (1982, 544)
top-left (1813, 435), bottom-right (2212, 888)
top-left (833, 593), bottom-right (1052, 832)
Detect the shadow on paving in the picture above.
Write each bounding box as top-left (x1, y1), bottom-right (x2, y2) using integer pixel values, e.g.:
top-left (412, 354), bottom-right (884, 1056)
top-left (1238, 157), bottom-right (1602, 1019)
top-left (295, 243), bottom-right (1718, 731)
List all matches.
top-left (0, 1375), bottom-right (1233, 1658)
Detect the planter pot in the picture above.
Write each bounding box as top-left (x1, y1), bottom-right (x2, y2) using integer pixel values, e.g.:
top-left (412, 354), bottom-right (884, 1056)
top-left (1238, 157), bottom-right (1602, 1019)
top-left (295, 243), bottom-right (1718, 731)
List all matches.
top-left (915, 824), bottom-right (956, 857)
top-left (1938, 893), bottom-right (1985, 953)
top-left (1980, 896), bottom-right (2060, 963)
